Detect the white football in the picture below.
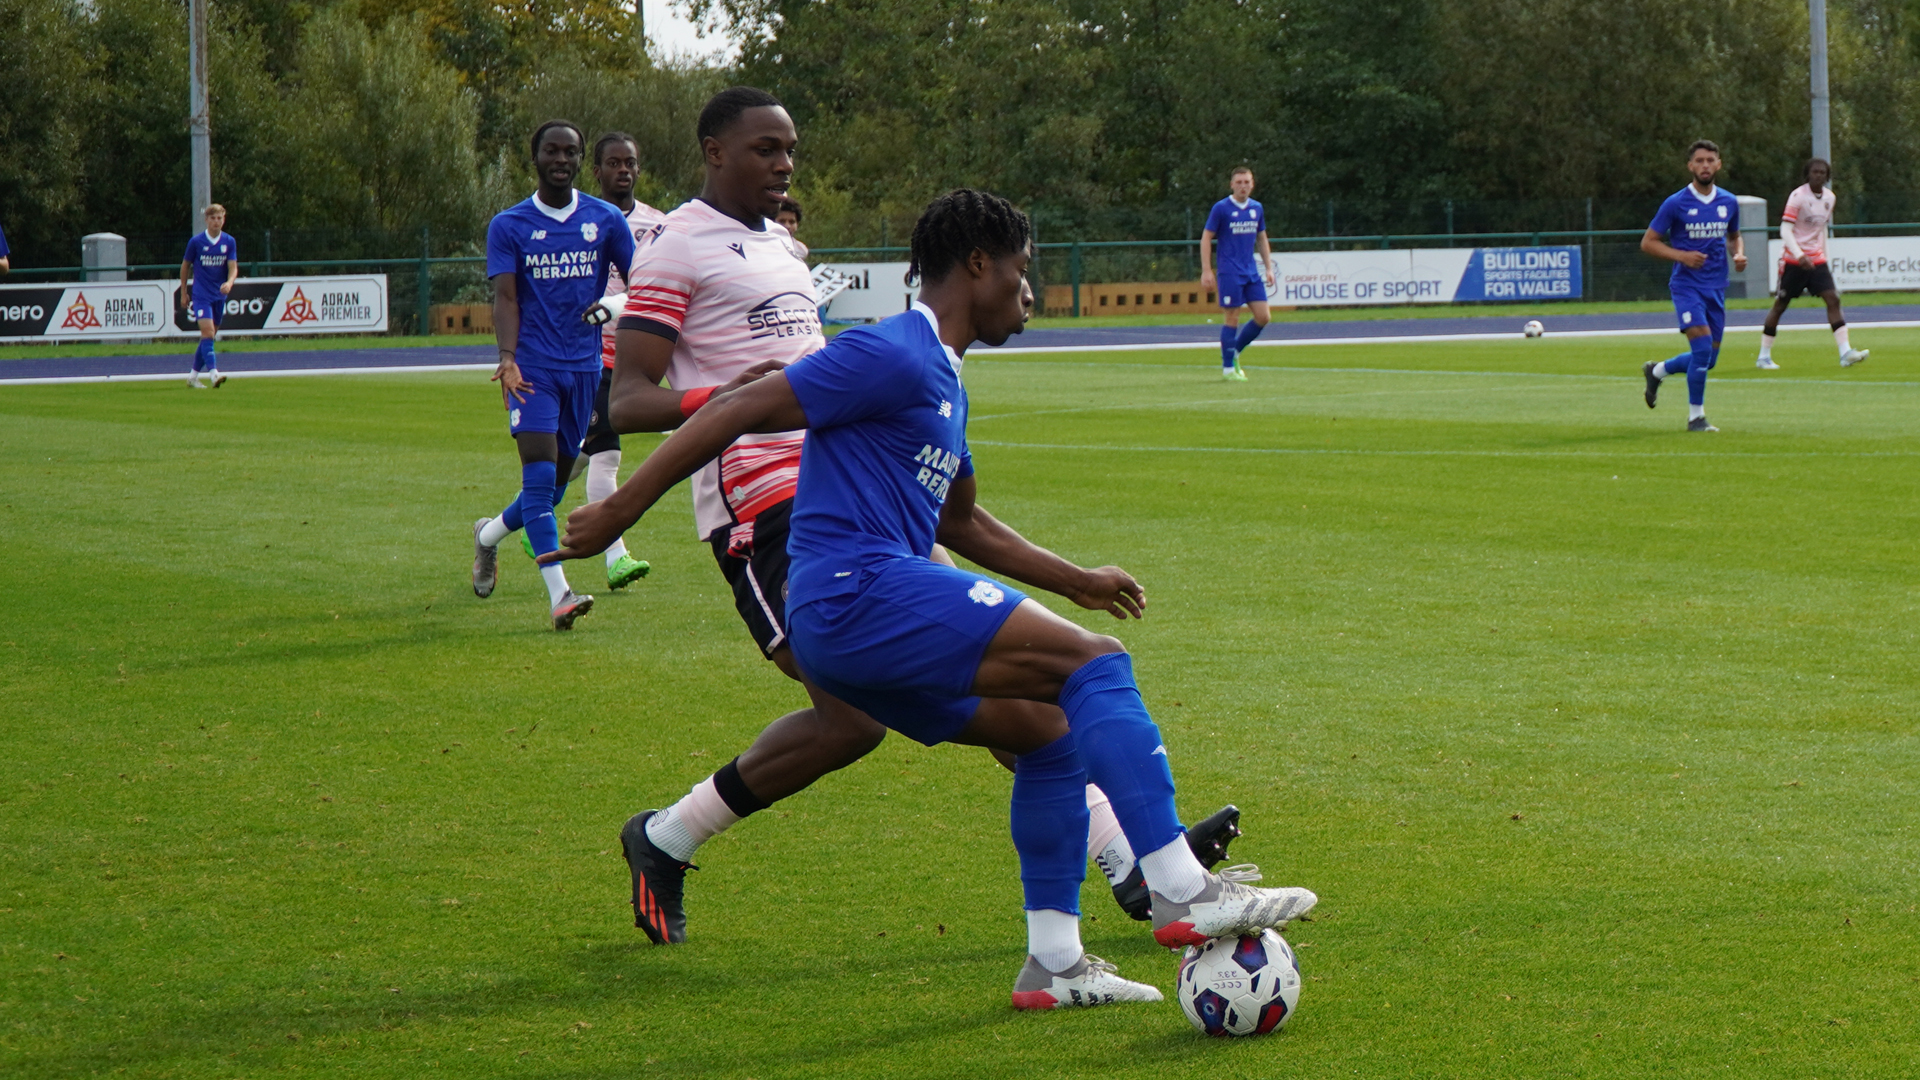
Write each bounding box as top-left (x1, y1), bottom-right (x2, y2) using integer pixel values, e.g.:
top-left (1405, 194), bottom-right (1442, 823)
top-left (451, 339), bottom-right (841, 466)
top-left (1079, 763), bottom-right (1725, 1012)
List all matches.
top-left (1523, 319), bottom-right (1545, 338)
top-left (1175, 928), bottom-right (1301, 1037)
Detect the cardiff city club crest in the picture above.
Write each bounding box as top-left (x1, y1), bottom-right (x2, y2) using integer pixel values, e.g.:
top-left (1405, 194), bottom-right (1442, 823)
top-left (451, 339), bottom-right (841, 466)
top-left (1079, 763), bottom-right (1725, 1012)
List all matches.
top-left (61, 292), bottom-right (101, 331)
top-left (581, 221), bottom-right (599, 242)
top-left (281, 287), bottom-right (317, 324)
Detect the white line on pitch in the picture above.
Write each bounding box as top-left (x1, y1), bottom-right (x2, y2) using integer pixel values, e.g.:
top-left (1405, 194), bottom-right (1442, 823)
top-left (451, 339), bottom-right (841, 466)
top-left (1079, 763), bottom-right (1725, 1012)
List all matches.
top-left (969, 440), bottom-right (1920, 458)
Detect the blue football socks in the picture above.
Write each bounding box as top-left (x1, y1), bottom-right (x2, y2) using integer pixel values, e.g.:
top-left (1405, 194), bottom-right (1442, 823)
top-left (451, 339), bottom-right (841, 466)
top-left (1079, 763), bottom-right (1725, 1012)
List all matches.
top-left (1010, 731), bottom-right (1089, 915)
top-left (1233, 319), bottom-right (1267, 355)
top-left (517, 460), bottom-right (559, 556)
top-left (1686, 333), bottom-right (1715, 406)
top-left (1057, 652), bottom-right (1184, 857)
top-left (191, 339), bottom-right (212, 372)
top-left (1219, 325), bottom-right (1236, 368)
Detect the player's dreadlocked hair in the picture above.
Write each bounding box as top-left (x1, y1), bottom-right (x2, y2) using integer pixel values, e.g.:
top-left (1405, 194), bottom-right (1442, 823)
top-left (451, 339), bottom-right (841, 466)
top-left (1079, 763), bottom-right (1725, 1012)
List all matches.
top-left (529, 119), bottom-right (585, 161)
top-left (907, 189), bottom-right (1032, 285)
top-left (1805, 157), bottom-right (1832, 179)
top-left (593, 131), bottom-right (638, 167)
top-left (697, 87), bottom-right (783, 144)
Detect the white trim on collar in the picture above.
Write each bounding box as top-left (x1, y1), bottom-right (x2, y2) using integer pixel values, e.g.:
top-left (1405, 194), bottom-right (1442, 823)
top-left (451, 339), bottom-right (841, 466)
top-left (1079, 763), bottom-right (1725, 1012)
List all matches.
top-left (1229, 196), bottom-right (1251, 210)
top-left (1687, 184), bottom-right (1721, 205)
top-left (531, 190), bottom-right (580, 222)
top-left (912, 301), bottom-right (964, 374)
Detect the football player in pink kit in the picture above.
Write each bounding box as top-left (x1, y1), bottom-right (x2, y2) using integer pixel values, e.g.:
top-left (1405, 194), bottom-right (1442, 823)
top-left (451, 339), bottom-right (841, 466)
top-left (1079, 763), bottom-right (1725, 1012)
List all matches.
top-left (1758, 159), bottom-right (1868, 370)
top-left (601, 89), bottom-right (1243, 971)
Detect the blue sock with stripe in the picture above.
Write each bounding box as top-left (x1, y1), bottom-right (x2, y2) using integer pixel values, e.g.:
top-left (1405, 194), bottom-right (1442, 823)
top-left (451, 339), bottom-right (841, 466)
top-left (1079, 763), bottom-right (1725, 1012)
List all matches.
top-left (1220, 325), bottom-right (1236, 367)
top-left (1057, 651), bottom-right (1183, 857)
top-left (518, 461), bottom-right (559, 555)
top-left (1686, 333), bottom-right (1714, 406)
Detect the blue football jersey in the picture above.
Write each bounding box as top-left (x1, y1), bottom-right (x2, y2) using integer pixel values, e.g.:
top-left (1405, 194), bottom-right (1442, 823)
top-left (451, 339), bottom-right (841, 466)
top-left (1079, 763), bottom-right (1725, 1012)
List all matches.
top-left (0, 221), bottom-right (10, 259)
top-left (485, 192), bottom-right (638, 371)
top-left (783, 304), bottom-right (974, 609)
top-left (183, 231), bottom-right (237, 303)
top-left (1205, 197), bottom-right (1266, 275)
top-left (1648, 185), bottom-right (1741, 290)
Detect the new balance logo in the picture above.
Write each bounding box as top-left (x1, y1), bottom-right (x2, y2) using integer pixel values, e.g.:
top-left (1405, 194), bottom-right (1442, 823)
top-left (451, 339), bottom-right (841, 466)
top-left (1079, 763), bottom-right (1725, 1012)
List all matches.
top-left (531, 229), bottom-right (548, 239)
top-left (727, 242), bottom-right (746, 259)
top-left (937, 400), bottom-right (952, 417)
top-left (1151, 745), bottom-right (1167, 756)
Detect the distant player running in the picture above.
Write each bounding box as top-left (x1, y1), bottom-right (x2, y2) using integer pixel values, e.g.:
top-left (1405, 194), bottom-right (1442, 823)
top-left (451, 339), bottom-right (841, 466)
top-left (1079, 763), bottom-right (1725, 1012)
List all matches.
top-left (600, 90), bottom-right (1244, 961)
top-left (535, 130), bottom-right (661, 592)
top-left (469, 120), bottom-right (636, 629)
top-left (1199, 167), bottom-right (1275, 381)
top-left (556, 187), bottom-right (1316, 1009)
top-left (1641, 140), bottom-right (1746, 432)
top-left (179, 204), bottom-right (237, 389)
top-left (1757, 158), bottom-right (1868, 371)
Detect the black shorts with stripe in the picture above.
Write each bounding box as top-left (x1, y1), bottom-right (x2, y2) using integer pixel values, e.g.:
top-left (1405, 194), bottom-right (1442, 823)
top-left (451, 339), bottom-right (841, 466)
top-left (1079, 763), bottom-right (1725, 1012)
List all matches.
top-left (1778, 262), bottom-right (1837, 301)
top-left (580, 366), bottom-right (621, 457)
top-left (708, 497), bottom-right (793, 659)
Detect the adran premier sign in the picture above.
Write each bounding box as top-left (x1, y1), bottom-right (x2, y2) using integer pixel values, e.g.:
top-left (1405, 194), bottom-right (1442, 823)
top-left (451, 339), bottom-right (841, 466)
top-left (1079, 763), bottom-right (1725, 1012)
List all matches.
top-left (0, 275), bottom-right (388, 342)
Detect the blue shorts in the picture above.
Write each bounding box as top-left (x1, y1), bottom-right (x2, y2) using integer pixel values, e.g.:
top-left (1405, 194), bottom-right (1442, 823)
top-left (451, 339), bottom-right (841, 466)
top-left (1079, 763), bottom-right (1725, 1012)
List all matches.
top-left (1670, 284), bottom-right (1725, 341)
top-left (1218, 271), bottom-right (1268, 309)
top-left (506, 365), bottom-right (598, 454)
top-left (789, 557), bottom-right (1029, 746)
top-left (188, 298), bottom-right (225, 325)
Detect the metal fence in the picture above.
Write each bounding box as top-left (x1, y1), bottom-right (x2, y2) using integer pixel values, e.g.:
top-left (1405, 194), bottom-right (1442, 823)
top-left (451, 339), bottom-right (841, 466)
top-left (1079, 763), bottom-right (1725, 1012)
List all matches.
top-left (10, 222), bottom-right (1920, 331)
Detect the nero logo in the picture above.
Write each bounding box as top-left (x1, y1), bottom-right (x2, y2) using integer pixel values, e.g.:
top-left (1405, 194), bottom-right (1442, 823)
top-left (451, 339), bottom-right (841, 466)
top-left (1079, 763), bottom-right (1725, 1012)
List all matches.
top-left (225, 297), bottom-right (267, 315)
top-left (1, 305), bottom-right (47, 321)
top-left (744, 291), bottom-right (822, 340)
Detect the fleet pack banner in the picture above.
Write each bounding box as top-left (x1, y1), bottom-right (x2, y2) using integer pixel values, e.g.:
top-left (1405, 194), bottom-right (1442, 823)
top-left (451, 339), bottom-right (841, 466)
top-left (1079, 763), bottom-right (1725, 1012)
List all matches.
top-left (0, 281), bottom-right (174, 342)
top-left (817, 262), bottom-right (918, 321)
top-left (1271, 247), bottom-right (1582, 306)
top-left (0, 275), bottom-right (388, 342)
top-left (1767, 237), bottom-right (1920, 291)
top-left (167, 275), bottom-right (388, 335)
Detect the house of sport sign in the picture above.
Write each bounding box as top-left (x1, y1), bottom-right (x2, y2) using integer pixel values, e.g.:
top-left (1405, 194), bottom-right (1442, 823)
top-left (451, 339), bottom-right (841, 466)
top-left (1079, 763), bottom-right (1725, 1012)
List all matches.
top-left (0, 275), bottom-right (388, 343)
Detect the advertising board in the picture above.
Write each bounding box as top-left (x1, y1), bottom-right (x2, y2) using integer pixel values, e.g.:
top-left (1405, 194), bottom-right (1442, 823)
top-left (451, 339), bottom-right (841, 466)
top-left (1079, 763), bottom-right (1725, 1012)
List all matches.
top-left (1767, 237), bottom-right (1920, 292)
top-left (1271, 247), bottom-right (1582, 306)
top-left (0, 275), bottom-right (388, 342)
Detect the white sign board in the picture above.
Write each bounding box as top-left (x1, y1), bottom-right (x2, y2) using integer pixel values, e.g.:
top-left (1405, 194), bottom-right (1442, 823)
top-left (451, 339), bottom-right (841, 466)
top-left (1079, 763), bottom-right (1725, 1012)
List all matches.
top-left (1767, 237), bottom-right (1920, 291)
top-left (817, 262), bottom-right (917, 321)
top-left (1271, 247), bottom-right (1582, 306)
top-left (0, 274), bottom-right (388, 343)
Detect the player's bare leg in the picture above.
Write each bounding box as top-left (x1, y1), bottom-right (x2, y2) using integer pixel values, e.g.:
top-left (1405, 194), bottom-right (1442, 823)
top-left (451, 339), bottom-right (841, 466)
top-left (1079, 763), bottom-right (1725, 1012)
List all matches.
top-left (1758, 294), bottom-right (1790, 369)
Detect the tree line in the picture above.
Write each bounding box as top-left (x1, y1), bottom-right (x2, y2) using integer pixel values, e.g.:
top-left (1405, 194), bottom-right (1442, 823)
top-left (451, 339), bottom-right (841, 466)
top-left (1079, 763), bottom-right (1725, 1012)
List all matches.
top-left (5, 0), bottom-right (1920, 268)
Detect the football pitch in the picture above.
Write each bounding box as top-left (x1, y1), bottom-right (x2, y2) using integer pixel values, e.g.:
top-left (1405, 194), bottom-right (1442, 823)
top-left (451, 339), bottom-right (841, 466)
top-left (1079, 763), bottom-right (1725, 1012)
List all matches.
top-left (3, 329), bottom-right (1916, 1078)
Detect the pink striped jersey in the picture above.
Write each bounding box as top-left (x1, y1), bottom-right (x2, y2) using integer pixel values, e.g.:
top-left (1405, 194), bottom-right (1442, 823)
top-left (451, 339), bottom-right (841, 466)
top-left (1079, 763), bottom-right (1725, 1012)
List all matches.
top-left (600, 199), bottom-right (668, 368)
top-left (1780, 184), bottom-right (1836, 266)
top-left (620, 198), bottom-right (822, 541)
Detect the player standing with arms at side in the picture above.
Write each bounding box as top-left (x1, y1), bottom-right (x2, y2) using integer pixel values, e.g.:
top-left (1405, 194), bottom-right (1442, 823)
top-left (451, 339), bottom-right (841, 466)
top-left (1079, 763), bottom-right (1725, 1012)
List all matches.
top-left (554, 188), bottom-right (1317, 1008)
top-left (601, 91), bottom-right (1245, 956)
top-left (469, 120), bottom-right (636, 629)
top-left (179, 204), bottom-right (237, 389)
top-left (1756, 158), bottom-right (1869, 370)
top-left (1198, 167), bottom-right (1275, 381)
top-left (1640, 140), bottom-right (1746, 432)
top-left (555, 131), bottom-right (661, 592)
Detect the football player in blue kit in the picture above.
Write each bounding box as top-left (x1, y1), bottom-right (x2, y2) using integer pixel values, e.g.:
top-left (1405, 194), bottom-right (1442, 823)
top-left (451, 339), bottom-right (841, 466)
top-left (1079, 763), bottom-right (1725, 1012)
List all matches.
top-left (470, 119), bottom-right (637, 629)
top-left (1640, 140), bottom-right (1747, 432)
top-left (1199, 167), bottom-right (1275, 381)
top-left (179, 204), bottom-right (238, 389)
top-left (549, 189), bottom-right (1317, 1010)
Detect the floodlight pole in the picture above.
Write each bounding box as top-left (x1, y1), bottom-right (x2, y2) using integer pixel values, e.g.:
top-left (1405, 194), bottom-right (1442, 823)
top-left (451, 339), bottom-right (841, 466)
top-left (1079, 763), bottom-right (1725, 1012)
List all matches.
top-left (188, 0), bottom-right (211, 222)
top-left (1809, 0), bottom-right (1831, 163)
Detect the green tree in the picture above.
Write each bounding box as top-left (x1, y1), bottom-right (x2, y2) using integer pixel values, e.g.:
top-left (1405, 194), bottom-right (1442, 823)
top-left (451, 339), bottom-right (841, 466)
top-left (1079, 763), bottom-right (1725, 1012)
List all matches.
top-left (0, 0), bottom-right (92, 264)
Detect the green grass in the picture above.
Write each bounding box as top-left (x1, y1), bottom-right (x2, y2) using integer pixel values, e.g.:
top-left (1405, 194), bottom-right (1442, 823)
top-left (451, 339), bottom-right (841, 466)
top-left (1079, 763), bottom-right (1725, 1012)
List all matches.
top-left (2, 327), bottom-right (1916, 1078)
top-left (0, 334), bottom-right (494, 362)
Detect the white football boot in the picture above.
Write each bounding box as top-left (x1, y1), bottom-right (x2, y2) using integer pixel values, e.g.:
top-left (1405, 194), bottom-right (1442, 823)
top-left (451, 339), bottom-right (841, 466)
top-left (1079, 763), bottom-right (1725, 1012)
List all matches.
top-left (1010, 953), bottom-right (1163, 1010)
top-left (1841, 348), bottom-right (1870, 368)
top-left (1150, 865), bottom-right (1317, 949)
top-left (1755, 356), bottom-right (1780, 370)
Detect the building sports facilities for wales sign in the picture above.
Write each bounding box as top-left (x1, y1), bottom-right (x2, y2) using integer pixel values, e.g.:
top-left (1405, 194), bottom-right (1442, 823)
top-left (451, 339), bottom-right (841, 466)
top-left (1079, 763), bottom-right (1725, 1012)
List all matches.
top-left (0, 275), bottom-right (388, 343)
top-left (1272, 247), bottom-right (1582, 306)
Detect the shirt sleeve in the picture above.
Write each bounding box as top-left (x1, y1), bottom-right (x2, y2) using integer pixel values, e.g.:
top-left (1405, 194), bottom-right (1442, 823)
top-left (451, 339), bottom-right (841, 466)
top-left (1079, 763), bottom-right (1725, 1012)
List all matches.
top-left (784, 326), bottom-right (921, 430)
top-left (1780, 191), bottom-right (1802, 258)
top-left (619, 225), bottom-right (696, 335)
top-left (485, 214), bottom-right (518, 279)
top-left (1647, 198), bottom-right (1675, 238)
top-left (1204, 202), bottom-right (1227, 235)
top-left (225, 237), bottom-right (238, 263)
top-left (606, 211), bottom-right (636, 287)
top-left (0, 223), bottom-right (11, 258)
top-left (183, 235), bottom-right (199, 264)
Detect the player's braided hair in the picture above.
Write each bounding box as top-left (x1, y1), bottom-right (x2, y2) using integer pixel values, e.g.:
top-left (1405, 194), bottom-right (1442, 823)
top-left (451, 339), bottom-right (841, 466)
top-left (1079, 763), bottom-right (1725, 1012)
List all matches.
top-left (1805, 157), bottom-right (1831, 179)
top-left (593, 131), bottom-right (638, 167)
top-left (907, 189), bottom-right (1032, 285)
top-left (697, 87), bottom-right (783, 144)
top-left (529, 119), bottom-right (585, 161)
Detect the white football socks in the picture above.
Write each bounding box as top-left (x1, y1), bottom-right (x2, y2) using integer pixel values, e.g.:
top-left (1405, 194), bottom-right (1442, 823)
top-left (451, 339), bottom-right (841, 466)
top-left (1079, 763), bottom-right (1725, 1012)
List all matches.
top-left (1759, 333), bottom-right (1775, 360)
top-left (1086, 785), bottom-right (1134, 886)
top-left (1026, 908), bottom-right (1083, 973)
top-left (1834, 325), bottom-right (1851, 356)
top-left (1651, 361), bottom-right (1669, 380)
top-left (539, 561), bottom-right (571, 605)
top-left (1138, 835), bottom-right (1208, 903)
top-left (477, 516), bottom-right (513, 548)
top-left (645, 776), bottom-right (743, 862)
top-left (1689, 404), bottom-right (1706, 421)
top-left (585, 451), bottom-right (631, 566)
